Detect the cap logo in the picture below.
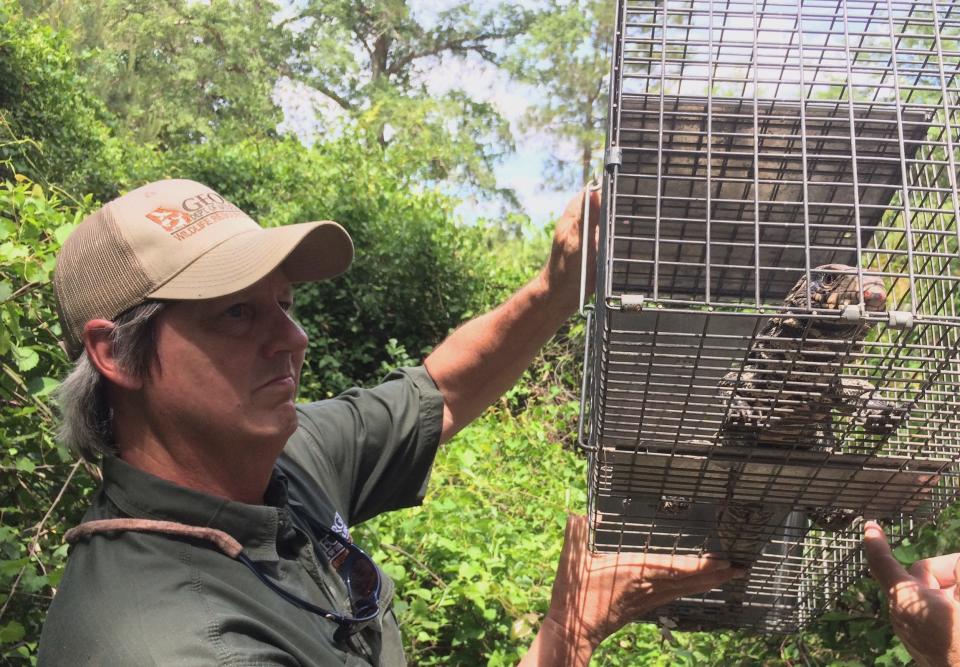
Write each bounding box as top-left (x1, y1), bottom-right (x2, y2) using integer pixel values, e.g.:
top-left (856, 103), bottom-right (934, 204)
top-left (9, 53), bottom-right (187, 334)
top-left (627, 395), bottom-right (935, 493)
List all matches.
top-left (144, 191), bottom-right (243, 241)
top-left (146, 207), bottom-right (192, 232)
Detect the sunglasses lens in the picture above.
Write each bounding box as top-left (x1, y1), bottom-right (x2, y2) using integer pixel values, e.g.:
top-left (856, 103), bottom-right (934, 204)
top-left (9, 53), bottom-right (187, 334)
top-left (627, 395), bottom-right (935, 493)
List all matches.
top-left (347, 557), bottom-right (379, 599)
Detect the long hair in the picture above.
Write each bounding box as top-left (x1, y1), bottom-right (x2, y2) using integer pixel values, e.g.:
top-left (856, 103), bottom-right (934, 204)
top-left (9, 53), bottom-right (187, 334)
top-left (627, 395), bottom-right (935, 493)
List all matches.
top-left (55, 301), bottom-right (166, 462)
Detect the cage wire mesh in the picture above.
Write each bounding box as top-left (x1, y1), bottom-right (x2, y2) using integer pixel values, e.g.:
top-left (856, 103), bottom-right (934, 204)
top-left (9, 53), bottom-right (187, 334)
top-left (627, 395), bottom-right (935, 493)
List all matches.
top-left (580, 0), bottom-right (960, 632)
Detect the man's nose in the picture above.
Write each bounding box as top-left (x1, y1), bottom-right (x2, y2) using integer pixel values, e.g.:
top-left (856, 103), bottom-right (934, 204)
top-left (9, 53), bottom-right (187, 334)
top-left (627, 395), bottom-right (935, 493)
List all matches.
top-left (265, 308), bottom-right (309, 356)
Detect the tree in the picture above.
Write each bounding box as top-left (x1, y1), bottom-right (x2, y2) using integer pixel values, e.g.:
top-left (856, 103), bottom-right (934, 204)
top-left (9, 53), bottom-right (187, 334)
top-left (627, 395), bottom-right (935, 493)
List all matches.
top-left (0, 0), bottom-right (129, 199)
top-left (24, 0), bottom-right (538, 203)
top-left (505, 0), bottom-right (615, 188)
top-left (21, 0), bottom-right (292, 146)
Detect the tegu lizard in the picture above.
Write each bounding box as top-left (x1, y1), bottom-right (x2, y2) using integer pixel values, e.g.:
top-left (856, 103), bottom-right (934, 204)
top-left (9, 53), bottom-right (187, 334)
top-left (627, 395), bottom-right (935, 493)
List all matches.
top-left (718, 263), bottom-right (905, 450)
top-left (715, 264), bottom-right (907, 612)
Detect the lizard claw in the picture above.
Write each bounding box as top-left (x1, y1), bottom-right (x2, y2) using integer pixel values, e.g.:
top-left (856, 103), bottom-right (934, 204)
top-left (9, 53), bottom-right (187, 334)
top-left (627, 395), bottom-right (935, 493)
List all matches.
top-left (807, 507), bottom-right (860, 531)
top-left (859, 402), bottom-right (909, 435)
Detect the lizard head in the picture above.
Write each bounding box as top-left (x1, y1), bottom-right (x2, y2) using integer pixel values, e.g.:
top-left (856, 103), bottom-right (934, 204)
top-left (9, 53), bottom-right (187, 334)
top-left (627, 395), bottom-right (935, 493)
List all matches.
top-left (783, 264), bottom-right (887, 312)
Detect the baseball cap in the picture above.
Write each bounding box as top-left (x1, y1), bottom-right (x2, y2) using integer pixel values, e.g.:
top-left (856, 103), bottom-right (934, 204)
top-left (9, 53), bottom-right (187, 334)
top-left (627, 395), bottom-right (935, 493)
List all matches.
top-left (54, 179), bottom-right (354, 360)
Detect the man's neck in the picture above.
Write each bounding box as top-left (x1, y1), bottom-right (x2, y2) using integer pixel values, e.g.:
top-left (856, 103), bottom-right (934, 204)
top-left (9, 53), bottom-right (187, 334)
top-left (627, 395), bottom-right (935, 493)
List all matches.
top-left (109, 389), bottom-right (289, 504)
top-left (119, 444), bottom-right (277, 504)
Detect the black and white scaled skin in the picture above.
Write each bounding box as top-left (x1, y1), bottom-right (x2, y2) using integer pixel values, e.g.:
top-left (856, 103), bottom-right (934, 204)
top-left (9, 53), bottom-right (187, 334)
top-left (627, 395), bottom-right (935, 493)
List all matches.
top-left (715, 264), bottom-right (907, 609)
top-left (718, 263), bottom-right (900, 450)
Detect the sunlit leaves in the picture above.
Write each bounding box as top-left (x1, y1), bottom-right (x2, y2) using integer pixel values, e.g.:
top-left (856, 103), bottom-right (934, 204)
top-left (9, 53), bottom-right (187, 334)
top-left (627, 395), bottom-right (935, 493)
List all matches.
top-left (0, 177), bottom-right (93, 664)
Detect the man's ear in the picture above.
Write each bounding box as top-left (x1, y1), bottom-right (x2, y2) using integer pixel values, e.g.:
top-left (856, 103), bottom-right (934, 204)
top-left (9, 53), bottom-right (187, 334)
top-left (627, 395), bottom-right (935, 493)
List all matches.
top-left (83, 319), bottom-right (143, 390)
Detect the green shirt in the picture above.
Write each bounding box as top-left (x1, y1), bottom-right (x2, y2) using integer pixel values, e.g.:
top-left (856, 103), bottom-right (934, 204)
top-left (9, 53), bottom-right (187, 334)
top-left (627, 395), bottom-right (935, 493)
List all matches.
top-left (38, 367), bottom-right (444, 667)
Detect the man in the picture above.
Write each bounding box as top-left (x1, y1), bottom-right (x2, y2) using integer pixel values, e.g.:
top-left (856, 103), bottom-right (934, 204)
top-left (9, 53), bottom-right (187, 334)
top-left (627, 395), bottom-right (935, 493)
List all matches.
top-left (39, 179), bottom-right (739, 666)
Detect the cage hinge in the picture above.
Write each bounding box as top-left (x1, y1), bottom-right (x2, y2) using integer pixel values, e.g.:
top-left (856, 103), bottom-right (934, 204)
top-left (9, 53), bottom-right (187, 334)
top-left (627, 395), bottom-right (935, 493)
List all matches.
top-left (841, 304), bottom-right (865, 322)
top-left (605, 146), bottom-right (622, 173)
top-left (620, 294), bottom-right (645, 312)
top-left (887, 310), bottom-right (914, 329)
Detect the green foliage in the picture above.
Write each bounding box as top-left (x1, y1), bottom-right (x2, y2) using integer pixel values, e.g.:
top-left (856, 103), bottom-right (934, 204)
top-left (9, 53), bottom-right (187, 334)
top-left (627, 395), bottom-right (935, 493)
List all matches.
top-left (0, 177), bottom-right (98, 664)
top-left (361, 90), bottom-right (517, 204)
top-left (358, 400), bottom-right (586, 665)
top-left (27, 0), bottom-right (534, 204)
top-left (22, 0), bottom-right (289, 146)
top-left (278, 0), bottom-right (532, 193)
top-left (0, 0), bottom-right (129, 200)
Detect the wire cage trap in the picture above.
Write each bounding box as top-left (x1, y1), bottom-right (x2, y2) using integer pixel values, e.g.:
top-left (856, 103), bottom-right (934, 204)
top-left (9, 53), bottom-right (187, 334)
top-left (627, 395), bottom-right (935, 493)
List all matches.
top-left (580, 0), bottom-right (960, 632)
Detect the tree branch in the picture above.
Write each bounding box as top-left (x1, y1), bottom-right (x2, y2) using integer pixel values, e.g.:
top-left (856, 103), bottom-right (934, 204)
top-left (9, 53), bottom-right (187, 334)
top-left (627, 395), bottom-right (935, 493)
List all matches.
top-left (388, 30), bottom-right (518, 75)
top-left (309, 81), bottom-right (355, 112)
top-left (0, 460), bottom-right (82, 621)
top-left (380, 542), bottom-right (447, 590)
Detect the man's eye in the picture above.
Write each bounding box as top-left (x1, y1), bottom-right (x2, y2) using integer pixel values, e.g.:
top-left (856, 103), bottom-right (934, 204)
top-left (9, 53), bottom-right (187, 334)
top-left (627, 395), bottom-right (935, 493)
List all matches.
top-left (225, 304), bottom-right (250, 318)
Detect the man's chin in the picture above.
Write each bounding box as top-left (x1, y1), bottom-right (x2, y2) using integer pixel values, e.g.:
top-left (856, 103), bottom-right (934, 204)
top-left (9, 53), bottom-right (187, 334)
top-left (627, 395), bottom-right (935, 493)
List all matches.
top-left (272, 404), bottom-right (300, 437)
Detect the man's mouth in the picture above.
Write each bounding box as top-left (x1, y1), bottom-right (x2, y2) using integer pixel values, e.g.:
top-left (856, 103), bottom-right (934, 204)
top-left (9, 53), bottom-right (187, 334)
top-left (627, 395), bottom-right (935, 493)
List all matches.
top-left (259, 374), bottom-right (296, 391)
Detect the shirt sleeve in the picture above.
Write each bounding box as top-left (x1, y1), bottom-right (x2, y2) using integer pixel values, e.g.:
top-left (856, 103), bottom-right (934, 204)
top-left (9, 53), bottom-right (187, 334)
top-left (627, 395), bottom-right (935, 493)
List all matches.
top-left (281, 366), bottom-right (445, 525)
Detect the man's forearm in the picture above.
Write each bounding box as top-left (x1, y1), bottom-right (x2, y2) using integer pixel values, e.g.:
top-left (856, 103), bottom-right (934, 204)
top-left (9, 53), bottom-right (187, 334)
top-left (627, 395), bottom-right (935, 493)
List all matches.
top-left (424, 270), bottom-right (576, 443)
top-left (519, 616), bottom-right (595, 667)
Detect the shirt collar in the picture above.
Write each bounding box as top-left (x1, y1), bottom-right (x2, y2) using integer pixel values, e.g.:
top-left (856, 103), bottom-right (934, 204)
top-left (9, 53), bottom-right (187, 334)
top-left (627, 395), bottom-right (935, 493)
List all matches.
top-left (100, 457), bottom-right (293, 562)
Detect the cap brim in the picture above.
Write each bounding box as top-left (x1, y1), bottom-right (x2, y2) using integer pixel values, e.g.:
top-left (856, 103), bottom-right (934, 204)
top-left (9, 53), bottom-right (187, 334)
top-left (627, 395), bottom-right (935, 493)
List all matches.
top-left (148, 221), bottom-right (353, 300)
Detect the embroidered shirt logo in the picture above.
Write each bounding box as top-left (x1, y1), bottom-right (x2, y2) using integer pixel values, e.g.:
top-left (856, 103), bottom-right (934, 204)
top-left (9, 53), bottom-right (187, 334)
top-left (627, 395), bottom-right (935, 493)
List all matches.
top-left (331, 512), bottom-right (350, 540)
top-left (318, 512), bottom-right (352, 568)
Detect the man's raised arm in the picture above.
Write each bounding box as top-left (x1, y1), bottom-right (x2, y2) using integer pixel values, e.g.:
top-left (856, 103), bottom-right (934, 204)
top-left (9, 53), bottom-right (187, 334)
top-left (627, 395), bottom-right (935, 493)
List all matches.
top-left (424, 189), bottom-right (600, 443)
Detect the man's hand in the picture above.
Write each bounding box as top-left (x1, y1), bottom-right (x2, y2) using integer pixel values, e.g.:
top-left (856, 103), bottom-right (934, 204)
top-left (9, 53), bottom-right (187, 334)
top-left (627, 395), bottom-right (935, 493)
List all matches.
top-left (863, 520), bottom-right (960, 666)
top-left (540, 188), bottom-right (601, 312)
top-left (521, 515), bottom-right (743, 667)
top-left (425, 187), bottom-right (601, 442)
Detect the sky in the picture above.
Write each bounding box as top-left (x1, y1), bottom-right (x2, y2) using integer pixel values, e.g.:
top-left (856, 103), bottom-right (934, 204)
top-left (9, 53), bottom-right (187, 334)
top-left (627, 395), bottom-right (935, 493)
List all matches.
top-left (406, 0), bottom-right (578, 225)
top-left (415, 51), bottom-right (581, 226)
top-left (272, 0), bottom-right (583, 227)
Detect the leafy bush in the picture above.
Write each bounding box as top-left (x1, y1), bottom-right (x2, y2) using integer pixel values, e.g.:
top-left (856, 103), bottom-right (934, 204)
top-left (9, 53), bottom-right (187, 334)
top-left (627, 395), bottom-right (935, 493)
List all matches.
top-left (0, 0), bottom-right (130, 201)
top-left (358, 399), bottom-right (585, 665)
top-left (0, 177), bottom-right (97, 662)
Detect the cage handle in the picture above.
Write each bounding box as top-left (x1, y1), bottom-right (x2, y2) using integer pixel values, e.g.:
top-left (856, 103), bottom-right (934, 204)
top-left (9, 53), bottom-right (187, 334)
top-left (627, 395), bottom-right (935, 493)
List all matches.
top-left (579, 176), bottom-right (602, 316)
top-left (577, 308), bottom-right (598, 454)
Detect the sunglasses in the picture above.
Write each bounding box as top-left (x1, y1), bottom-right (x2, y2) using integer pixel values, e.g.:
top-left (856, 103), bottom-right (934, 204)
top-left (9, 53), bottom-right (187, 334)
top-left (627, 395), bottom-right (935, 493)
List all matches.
top-left (237, 513), bottom-right (383, 642)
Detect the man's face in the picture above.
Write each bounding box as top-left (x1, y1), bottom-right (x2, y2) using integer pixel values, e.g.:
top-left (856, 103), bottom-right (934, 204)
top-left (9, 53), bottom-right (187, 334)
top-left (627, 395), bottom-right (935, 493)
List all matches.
top-left (141, 269), bottom-right (308, 451)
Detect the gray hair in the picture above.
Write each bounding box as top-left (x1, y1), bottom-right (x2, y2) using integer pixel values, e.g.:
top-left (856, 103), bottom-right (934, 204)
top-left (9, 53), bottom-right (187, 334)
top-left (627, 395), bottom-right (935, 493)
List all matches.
top-left (56, 301), bottom-right (166, 462)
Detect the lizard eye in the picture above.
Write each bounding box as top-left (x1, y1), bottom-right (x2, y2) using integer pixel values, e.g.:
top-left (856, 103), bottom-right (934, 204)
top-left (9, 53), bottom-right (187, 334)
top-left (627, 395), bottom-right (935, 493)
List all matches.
top-left (821, 274), bottom-right (836, 286)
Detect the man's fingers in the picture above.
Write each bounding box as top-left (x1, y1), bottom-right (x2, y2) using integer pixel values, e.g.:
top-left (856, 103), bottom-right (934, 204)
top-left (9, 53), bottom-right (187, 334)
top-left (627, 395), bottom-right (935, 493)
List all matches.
top-left (864, 521), bottom-right (915, 591)
top-left (561, 514), bottom-right (589, 557)
top-left (910, 560), bottom-right (940, 589)
top-left (909, 554), bottom-right (960, 590)
top-left (561, 190), bottom-right (588, 222)
top-left (642, 567), bottom-right (745, 611)
top-left (587, 188), bottom-right (601, 223)
top-left (590, 551), bottom-right (734, 578)
top-left (955, 560), bottom-right (960, 603)
top-left (561, 188), bottom-right (600, 225)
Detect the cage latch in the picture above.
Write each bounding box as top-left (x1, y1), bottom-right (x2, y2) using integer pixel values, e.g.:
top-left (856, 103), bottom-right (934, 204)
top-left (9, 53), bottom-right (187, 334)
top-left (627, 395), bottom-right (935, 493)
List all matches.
top-left (887, 310), bottom-right (914, 329)
top-left (620, 294), bottom-right (645, 312)
top-left (605, 146), bottom-right (622, 173)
